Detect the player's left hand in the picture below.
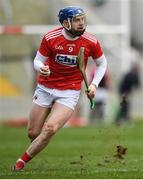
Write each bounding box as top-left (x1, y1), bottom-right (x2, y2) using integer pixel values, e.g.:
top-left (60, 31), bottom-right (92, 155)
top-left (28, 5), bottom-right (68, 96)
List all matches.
top-left (86, 84), bottom-right (96, 98)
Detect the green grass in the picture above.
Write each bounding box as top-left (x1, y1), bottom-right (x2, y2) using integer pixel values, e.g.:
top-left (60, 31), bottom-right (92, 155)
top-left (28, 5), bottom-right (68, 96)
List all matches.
top-left (0, 121), bottom-right (143, 178)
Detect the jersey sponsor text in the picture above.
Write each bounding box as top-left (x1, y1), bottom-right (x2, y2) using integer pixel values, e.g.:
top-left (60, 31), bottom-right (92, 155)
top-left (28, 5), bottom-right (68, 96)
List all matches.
top-left (55, 54), bottom-right (77, 67)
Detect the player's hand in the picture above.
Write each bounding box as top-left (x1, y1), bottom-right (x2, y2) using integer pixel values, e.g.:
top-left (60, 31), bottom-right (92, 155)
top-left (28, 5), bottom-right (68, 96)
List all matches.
top-left (86, 84), bottom-right (96, 98)
top-left (39, 65), bottom-right (50, 76)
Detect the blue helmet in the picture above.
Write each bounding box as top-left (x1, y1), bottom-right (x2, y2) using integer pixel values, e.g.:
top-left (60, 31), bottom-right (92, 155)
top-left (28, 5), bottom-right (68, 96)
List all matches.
top-left (58, 6), bottom-right (85, 24)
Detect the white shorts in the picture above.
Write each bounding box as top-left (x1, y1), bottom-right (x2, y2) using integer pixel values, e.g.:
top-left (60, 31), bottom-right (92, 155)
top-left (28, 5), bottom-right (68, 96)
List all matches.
top-left (33, 84), bottom-right (81, 110)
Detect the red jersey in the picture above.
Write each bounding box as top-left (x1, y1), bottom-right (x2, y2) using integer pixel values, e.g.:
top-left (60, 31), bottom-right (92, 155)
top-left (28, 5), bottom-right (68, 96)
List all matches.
top-left (38, 27), bottom-right (103, 90)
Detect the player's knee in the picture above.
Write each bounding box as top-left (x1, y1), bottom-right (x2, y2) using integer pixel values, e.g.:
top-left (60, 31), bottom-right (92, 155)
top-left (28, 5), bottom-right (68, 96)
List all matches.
top-left (45, 124), bottom-right (55, 137)
top-left (43, 123), bottom-right (59, 138)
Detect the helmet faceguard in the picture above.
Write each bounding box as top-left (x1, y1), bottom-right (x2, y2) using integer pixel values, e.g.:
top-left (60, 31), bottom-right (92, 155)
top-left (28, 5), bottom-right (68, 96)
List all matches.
top-left (58, 6), bottom-right (86, 37)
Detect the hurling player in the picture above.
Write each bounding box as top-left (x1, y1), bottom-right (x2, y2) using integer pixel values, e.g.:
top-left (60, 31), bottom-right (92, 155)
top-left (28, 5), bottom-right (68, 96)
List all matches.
top-left (13, 6), bottom-right (107, 171)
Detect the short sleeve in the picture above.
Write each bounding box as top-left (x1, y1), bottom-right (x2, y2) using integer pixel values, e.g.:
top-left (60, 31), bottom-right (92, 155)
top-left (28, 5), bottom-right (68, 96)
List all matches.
top-left (38, 36), bottom-right (51, 57)
top-left (90, 40), bottom-right (103, 59)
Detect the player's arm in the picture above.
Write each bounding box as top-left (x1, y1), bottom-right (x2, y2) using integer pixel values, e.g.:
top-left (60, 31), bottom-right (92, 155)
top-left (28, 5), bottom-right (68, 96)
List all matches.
top-left (88, 54), bottom-right (107, 97)
top-left (34, 35), bottom-right (51, 76)
top-left (34, 51), bottom-right (50, 76)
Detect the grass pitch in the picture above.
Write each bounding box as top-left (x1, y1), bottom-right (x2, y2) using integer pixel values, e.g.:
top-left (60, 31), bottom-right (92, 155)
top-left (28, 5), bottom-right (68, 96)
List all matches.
top-left (0, 120), bottom-right (143, 179)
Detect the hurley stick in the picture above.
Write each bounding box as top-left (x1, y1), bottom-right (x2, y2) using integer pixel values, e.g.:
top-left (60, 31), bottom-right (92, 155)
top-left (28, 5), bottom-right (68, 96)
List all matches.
top-left (77, 47), bottom-right (95, 110)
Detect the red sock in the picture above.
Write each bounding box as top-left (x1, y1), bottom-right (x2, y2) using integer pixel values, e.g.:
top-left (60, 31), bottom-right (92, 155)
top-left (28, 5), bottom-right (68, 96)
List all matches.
top-left (20, 152), bottom-right (32, 163)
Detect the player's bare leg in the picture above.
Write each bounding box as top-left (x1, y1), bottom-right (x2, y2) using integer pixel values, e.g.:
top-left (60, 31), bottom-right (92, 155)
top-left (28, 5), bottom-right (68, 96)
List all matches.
top-left (13, 103), bottom-right (51, 171)
top-left (27, 103), bottom-right (51, 141)
top-left (13, 102), bottom-right (73, 171)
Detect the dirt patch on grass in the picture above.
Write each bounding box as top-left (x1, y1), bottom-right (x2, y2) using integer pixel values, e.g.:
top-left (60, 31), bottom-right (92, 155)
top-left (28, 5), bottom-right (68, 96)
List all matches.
top-left (114, 145), bottom-right (127, 159)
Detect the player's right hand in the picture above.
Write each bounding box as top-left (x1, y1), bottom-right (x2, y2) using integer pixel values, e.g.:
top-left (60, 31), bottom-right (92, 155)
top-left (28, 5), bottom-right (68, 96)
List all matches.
top-left (39, 65), bottom-right (50, 76)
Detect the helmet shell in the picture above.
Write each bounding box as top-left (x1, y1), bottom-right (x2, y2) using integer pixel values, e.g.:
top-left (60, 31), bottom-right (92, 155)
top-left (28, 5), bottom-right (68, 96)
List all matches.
top-left (58, 6), bottom-right (85, 24)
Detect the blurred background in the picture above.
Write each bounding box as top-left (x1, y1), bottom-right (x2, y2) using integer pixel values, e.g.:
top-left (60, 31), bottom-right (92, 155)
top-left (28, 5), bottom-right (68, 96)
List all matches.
top-left (0, 0), bottom-right (143, 126)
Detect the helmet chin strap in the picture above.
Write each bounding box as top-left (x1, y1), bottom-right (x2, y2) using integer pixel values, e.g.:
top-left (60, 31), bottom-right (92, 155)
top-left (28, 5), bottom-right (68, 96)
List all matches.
top-left (64, 18), bottom-right (86, 37)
